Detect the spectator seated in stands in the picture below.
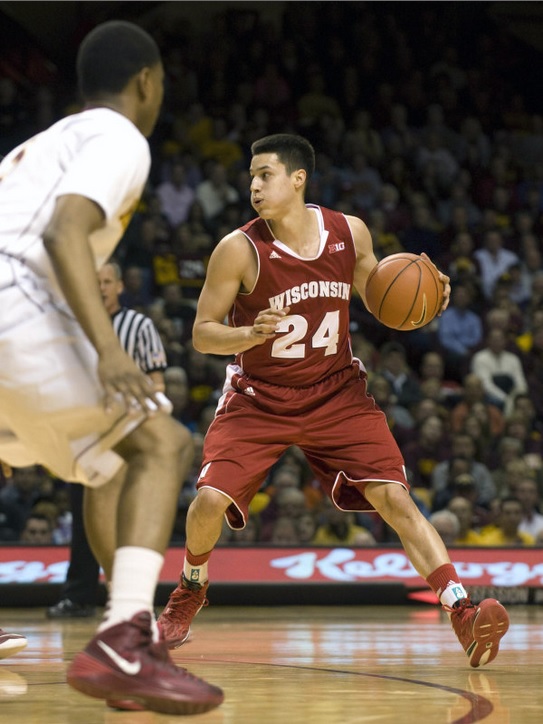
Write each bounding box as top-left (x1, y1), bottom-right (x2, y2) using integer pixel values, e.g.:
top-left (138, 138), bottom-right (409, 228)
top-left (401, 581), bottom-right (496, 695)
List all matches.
top-left (155, 160), bottom-right (196, 229)
top-left (402, 414), bottom-right (451, 493)
top-left (19, 512), bottom-right (53, 545)
top-left (0, 465), bottom-right (52, 524)
top-left (428, 509), bottom-right (460, 547)
top-left (195, 160), bottom-right (239, 232)
top-left (437, 282), bottom-right (483, 382)
top-left (470, 326), bottom-right (528, 417)
top-left (260, 488), bottom-right (309, 543)
top-left (511, 392), bottom-right (543, 439)
top-left (312, 497), bottom-right (376, 546)
top-left (376, 341), bottom-right (421, 410)
top-left (296, 512), bottom-right (318, 545)
top-left (447, 496), bottom-right (484, 546)
top-left (440, 231), bottom-right (482, 291)
top-left (431, 432), bottom-right (496, 508)
top-left (479, 497), bottom-right (535, 547)
top-left (119, 264), bottom-right (154, 310)
top-left (474, 229), bottom-right (520, 303)
top-left (418, 351), bottom-right (462, 409)
top-left (449, 373), bottom-right (505, 437)
top-left (514, 477), bottom-right (543, 541)
top-left (31, 498), bottom-right (67, 545)
top-left (460, 411), bottom-right (496, 469)
top-left (502, 411), bottom-right (543, 460)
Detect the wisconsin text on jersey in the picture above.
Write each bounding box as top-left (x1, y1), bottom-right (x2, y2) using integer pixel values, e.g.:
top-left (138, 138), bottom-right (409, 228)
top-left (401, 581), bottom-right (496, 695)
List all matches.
top-left (269, 281), bottom-right (351, 310)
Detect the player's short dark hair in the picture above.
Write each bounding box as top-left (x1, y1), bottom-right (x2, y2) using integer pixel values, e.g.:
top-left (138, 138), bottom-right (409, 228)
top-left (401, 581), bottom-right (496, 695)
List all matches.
top-left (251, 134), bottom-right (315, 183)
top-left (77, 20), bottom-right (161, 99)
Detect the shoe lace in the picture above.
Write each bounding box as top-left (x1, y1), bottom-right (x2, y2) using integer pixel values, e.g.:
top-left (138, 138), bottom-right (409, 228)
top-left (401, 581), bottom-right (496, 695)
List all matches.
top-left (445, 597), bottom-right (475, 620)
top-left (166, 584), bottom-right (209, 619)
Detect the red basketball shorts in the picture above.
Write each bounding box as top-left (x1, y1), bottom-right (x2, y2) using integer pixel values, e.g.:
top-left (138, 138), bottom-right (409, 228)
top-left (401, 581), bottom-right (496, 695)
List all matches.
top-left (197, 363), bottom-right (409, 529)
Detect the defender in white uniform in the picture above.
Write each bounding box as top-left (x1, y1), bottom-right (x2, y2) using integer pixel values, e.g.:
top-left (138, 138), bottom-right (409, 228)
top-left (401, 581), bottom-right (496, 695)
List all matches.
top-left (0, 107), bottom-right (156, 482)
top-left (0, 20), bottom-right (223, 715)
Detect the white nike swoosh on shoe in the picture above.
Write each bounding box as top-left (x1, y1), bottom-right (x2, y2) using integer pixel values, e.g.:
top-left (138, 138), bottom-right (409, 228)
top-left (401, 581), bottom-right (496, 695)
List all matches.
top-left (97, 641), bottom-right (142, 675)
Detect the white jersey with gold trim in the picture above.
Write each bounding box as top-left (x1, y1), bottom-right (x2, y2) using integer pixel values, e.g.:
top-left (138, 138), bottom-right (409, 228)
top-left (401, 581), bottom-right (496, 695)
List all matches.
top-left (0, 108), bottom-right (157, 487)
top-left (0, 107), bottom-right (149, 299)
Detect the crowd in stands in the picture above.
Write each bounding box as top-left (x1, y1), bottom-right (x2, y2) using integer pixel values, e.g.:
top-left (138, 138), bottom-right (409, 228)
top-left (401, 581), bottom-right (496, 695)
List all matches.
top-left (2, 3), bottom-right (543, 548)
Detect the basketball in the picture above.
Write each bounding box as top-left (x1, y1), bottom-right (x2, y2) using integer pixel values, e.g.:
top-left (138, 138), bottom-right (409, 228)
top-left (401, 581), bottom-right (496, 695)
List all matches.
top-left (365, 253), bottom-right (443, 331)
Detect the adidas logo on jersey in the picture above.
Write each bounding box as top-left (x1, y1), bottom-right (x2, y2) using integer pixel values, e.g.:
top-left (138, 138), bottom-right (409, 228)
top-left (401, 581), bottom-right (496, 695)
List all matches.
top-left (244, 386), bottom-right (256, 396)
top-left (269, 250), bottom-right (282, 259)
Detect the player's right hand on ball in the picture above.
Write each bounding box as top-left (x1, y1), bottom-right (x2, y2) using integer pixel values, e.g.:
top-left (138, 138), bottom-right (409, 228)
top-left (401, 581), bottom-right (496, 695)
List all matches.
top-left (251, 306), bottom-right (291, 344)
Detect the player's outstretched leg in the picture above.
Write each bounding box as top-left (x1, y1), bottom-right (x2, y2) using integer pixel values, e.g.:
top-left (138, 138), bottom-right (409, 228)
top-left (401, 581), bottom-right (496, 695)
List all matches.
top-left (67, 611), bottom-right (223, 715)
top-left (158, 575), bottom-right (209, 649)
top-left (446, 597), bottom-right (510, 668)
top-left (0, 629), bottom-right (28, 659)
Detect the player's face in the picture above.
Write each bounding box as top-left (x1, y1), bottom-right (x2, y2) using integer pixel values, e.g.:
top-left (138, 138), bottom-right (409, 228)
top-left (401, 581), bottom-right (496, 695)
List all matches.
top-left (249, 153), bottom-right (297, 218)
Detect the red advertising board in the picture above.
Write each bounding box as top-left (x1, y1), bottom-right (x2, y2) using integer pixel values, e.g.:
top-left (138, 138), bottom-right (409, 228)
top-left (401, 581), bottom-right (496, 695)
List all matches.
top-left (1, 546), bottom-right (542, 588)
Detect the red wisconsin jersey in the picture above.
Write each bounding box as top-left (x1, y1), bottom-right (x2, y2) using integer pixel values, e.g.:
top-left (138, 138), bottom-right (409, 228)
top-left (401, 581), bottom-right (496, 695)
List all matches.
top-left (231, 204), bottom-right (357, 387)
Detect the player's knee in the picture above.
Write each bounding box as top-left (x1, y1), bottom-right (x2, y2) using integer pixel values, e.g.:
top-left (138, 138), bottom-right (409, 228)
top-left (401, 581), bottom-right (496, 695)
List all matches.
top-left (367, 481), bottom-right (414, 521)
top-left (192, 487), bottom-right (231, 518)
top-left (155, 417), bottom-right (193, 458)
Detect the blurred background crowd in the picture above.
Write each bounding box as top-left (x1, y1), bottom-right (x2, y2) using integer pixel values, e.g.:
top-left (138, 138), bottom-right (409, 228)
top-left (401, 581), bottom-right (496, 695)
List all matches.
top-left (1, 2), bottom-right (543, 549)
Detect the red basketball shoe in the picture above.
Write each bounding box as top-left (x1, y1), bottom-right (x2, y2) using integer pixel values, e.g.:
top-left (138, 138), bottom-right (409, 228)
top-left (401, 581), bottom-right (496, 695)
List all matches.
top-left (158, 575), bottom-right (209, 649)
top-left (0, 629), bottom-right (27, 659)
top-left (67, 611), bottom-right (223, 715)
top-left (448, 598), bottom-right (509, 668)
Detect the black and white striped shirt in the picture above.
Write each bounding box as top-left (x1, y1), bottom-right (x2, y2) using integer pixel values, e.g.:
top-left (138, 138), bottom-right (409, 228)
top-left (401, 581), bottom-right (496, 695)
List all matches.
top-left (111, 307), bottom-right (167, 374)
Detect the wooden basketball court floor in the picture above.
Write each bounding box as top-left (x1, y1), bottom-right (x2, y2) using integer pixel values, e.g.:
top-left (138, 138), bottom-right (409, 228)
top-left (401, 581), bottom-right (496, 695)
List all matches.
top-left (1, 604), bottom-right (542, 723)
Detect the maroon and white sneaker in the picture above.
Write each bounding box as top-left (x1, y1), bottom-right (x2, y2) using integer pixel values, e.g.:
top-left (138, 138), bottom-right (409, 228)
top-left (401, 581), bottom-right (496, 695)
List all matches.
top-left (158, 575), bottom-right (209, 649)
top-left (106, 662), bottom-right (194, 712)
top-left (448, 598), bottom-right (509, 667)
top-left (67, 611), bottom-right (223, 715)
top-left (0, 629), bottom-right (27, 660)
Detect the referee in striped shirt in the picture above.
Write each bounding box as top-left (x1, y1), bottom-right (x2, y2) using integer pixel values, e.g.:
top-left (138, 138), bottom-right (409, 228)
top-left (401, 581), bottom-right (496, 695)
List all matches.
top-left (47, 261), bottom-right (168, 618)
top-left (102, 262), bottom-right (167, 390)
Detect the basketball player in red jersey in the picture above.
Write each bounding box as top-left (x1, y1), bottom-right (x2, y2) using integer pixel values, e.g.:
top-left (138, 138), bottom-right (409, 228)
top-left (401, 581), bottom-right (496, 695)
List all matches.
top-left (159, 134), bottom-right (509, 667)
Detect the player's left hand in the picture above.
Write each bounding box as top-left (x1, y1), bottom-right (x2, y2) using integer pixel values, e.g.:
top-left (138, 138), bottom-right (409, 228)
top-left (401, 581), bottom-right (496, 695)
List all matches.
top-left (420, 252), bottom-right (450, 314)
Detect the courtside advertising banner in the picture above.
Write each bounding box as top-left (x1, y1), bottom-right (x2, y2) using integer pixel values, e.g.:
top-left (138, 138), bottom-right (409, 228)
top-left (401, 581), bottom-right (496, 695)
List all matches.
top-left (1, 546), bottom-right (542, 590)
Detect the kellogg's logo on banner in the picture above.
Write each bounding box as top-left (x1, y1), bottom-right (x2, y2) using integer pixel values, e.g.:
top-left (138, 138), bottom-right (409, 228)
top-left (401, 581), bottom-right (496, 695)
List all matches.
top-left (1, 546), bottom-right (543, 588)
top-left (268, 549), bottom-right (543, 587)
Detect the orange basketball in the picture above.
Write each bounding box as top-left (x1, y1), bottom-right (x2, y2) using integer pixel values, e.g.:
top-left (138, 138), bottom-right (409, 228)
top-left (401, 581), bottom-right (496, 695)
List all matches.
top-left (365, 253), bottom-right (443, 331)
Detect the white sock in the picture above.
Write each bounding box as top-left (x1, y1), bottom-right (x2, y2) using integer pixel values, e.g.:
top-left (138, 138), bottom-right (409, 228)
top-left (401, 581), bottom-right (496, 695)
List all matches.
top-left (440, 581), bottom-right (468, 609)
top-left (183, 559), bottom-right (208, 585)
top-left (99, 546), bottom-right (163, 638)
